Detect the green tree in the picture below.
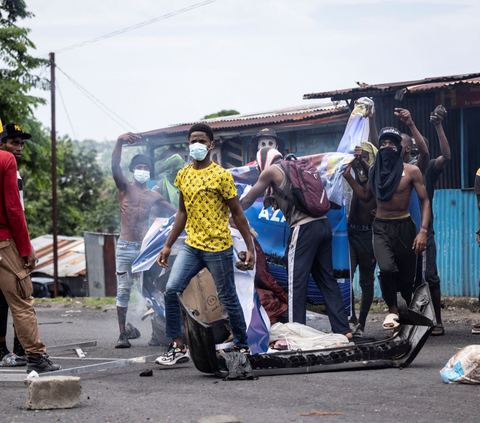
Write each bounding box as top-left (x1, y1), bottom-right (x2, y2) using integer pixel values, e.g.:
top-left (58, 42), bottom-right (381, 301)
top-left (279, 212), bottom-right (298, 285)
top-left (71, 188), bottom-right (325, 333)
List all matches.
top-left (201, 109), bottom-right (240, 120)
top-left (24, 138), bottom-right (120, 238)
top-left (0, 0), bottom-right (49, 124)
top-left (0, 0), bottom-right (52, 188)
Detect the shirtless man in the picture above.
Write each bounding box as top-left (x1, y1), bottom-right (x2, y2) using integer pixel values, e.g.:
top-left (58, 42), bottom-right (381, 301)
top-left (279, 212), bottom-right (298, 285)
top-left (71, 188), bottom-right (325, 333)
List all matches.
top-left (112, 132), bottom-right (176, 348)
top-left (343, 142), bottom-right (377, 336)
top-left (343, 126), bottom-right (430, 331)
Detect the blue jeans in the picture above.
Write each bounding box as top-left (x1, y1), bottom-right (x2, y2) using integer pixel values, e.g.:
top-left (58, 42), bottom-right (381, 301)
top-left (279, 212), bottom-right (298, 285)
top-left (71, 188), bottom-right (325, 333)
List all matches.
top-left (165, 244), bottom-right (249, 348)
top-left (115, 240), bottom-right (142, 308)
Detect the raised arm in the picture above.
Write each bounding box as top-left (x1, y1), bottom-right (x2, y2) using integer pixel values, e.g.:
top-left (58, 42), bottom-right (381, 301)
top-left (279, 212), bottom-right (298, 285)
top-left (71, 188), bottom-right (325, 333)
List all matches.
top-left (431, 111), bottom-right (451, 171)
top-left (227, 196), bottom-right (255, 267)
top-left (367, 106), bottom-right (379, 149)
top-left (112, 133), bottom-right (140, 190)
top-left (157, 192), bottom-right (187, 268)
top-left (343, 162), bottom-right (374, 202)
top-left (411, 165), bottom-right (431, 254)
top-left (395, 108), bottom-right (429, 174)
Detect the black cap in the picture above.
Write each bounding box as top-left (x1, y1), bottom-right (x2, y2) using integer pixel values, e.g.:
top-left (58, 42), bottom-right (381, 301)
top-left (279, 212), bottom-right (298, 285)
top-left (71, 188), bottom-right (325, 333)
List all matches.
top-left (251, 128), bottom-right (286, 152)
top-left (1, 123), bottom-right (32, 141)
top-left (378, 127), bottom-right (402, 145)
top-left (129, 154), bottom-right (154, 175)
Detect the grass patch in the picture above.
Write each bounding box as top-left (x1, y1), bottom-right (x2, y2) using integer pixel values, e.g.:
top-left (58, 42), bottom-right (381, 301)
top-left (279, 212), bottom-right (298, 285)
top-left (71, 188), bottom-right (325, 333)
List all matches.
top-left (34, 288), bottom-right (142, 307)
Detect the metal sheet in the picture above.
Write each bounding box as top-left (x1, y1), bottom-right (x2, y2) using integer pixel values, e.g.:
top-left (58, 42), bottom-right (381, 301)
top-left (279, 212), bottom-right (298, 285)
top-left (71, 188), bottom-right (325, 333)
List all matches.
top-left (48, 341), bottom-right (97, 351)
top-left (38, 354), bottom-right (158, 378)
top-left (139, 105), bottom-right (349, 140)
top-left (303, 72), bottom-right (480, 100)
top-left (84, 232), bottom-right (119, 297)
top-left (434, 189), bottom-right (480, 296)
top-left (31, 235), bottom-right (86, 277)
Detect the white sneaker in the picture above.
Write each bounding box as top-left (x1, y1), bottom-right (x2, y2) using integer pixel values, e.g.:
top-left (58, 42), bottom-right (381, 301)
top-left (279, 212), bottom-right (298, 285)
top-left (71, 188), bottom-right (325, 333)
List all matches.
top-left (155, 342), bottom-right (190, 366)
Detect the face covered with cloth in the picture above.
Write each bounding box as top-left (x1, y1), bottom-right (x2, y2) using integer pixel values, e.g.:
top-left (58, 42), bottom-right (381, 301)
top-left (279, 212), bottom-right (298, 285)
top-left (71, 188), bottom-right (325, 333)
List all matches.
top-left (356, 141), bottom-right (378, 183)
top-left (368, 127), bottom-right (404, 202)
top-left (162, 154), bottom-right (184, 209)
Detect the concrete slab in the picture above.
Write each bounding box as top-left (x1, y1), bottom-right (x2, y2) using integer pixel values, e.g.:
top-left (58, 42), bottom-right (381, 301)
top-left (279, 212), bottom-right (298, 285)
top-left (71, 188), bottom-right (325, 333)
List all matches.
top-left (25, 376), bottom-right (82, 410)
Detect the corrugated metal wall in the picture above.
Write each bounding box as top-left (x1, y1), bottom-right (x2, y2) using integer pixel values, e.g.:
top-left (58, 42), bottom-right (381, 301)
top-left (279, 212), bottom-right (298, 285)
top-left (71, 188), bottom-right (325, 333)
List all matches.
top-left (433, 189), bottom-right (480, 296)
top-left (373, 94), bottom-right (462, 189)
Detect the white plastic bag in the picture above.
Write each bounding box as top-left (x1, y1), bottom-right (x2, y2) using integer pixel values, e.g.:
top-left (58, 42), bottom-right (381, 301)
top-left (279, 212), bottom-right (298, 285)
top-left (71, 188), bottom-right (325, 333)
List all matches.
top-left (440, 345), bottom-right (480, 384)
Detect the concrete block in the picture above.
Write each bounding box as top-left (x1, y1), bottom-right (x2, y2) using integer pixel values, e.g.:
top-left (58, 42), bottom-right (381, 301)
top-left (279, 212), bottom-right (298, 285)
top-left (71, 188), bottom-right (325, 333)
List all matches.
top-left (25, 376), bottom-right (82, 410)
top-left (196, 416), bottom-right (242, 423)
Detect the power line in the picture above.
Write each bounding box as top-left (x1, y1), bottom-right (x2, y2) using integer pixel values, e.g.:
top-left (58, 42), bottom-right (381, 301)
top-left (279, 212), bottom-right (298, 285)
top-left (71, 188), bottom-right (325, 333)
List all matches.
top-left (49, 0), bottom-right (217, 55)
top-left (56, 79), bottom-right (78, 141)
top-left (56, 65), bottom-right (138, 132)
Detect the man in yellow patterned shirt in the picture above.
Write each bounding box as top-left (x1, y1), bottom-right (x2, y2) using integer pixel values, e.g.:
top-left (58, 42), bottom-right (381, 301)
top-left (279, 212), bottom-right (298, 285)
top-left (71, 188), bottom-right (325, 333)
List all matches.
top-left (155, 123), bottom-right (255, 365)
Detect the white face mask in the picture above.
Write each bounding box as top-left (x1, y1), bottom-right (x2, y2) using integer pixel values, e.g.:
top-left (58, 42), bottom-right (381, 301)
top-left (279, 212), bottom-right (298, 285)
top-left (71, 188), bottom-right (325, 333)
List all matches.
top-left (133, 169), bottom-right (150, 184)
top-left (189, 142), bottom-right (210, 161)
top-left (257, 136), bottom-right (277, 150)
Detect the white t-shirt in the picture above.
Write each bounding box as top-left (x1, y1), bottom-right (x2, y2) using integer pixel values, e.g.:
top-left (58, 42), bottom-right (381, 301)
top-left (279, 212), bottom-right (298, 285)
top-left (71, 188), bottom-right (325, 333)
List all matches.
top-left (17, 170), bottom-right (24, 210)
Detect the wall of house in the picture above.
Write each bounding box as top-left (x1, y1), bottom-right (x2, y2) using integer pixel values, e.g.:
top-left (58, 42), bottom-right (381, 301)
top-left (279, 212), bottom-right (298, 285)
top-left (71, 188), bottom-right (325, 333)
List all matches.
top-left (290, 123), bottom-right (346, 157)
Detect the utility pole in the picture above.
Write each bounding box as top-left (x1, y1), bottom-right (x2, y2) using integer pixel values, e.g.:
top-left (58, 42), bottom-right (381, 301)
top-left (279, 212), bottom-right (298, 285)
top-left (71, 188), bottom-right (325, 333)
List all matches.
top-left (50, 52), bottom-right (59, 297)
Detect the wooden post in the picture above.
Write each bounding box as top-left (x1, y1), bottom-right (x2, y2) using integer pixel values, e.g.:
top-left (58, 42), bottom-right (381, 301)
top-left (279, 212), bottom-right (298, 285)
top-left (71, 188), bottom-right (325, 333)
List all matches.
top-left (50, 52), bottom-right (59, 297)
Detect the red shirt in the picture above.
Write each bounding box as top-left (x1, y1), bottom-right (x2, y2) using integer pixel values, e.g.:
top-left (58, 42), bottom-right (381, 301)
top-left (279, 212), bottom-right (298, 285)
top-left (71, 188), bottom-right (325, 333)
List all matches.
top-left (0, 151), bottom-right (33, 257)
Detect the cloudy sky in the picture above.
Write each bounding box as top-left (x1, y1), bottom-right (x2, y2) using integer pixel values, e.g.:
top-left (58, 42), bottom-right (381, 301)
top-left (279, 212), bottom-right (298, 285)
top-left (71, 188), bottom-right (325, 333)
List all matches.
top-left (26, 0), bottom-right (480, 141)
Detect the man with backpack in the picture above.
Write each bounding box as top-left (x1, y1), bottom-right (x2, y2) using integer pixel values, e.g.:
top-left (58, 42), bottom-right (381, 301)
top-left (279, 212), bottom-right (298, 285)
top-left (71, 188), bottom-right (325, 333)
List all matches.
top-left (240, 147), bottom-right (352, 339)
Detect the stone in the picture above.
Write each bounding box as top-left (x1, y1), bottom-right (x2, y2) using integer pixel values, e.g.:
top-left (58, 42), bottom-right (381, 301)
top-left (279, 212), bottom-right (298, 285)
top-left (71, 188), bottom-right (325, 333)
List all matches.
top-left (196, 416), bottom-right (242, 423)
top-left (25, 376), bottom-right (82, 410)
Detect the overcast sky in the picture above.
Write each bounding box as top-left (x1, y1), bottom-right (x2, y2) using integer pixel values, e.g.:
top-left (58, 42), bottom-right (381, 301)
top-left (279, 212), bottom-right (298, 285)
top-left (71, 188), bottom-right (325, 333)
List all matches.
top-left (26, 0), bottom-right (480, 141)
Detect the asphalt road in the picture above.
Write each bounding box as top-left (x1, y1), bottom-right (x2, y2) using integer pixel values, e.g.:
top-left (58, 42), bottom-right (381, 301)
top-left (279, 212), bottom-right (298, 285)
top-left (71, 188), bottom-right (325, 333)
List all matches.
top-left (0, 303), bottom-right (478, 423)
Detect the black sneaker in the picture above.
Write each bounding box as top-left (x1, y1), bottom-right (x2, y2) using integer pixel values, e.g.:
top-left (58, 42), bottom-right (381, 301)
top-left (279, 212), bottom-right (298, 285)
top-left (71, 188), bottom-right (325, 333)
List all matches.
top-left (115, 332), bottom-right (131, 348)
top-left (125, 322), bottom-right (141, 339)
top-left (26, 354), bottom-right (61, 373)
top-left (233, 345), bottom-right (251, 355)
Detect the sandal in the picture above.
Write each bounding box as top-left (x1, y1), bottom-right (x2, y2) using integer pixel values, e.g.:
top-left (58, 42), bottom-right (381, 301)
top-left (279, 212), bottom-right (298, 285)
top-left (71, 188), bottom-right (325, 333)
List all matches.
top-left (431, 324), bottom-right (445, 336)
top-left (472, 323), bottom-right (480, 334)
top-left (382, 313), bottom-right (400, 330)
top-left (0, 352), bottom-right (27, 367)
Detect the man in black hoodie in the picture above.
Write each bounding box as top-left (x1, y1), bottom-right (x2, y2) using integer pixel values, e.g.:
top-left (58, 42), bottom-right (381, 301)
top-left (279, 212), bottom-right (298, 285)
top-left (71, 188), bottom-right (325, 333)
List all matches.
top-left (343, 127), bottom-right (430, 332)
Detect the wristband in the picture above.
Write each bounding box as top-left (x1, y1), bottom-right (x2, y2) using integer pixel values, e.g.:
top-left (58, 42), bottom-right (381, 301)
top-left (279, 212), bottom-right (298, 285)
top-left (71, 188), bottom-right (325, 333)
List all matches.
top-left (420, 226), bottom-right (428, 231)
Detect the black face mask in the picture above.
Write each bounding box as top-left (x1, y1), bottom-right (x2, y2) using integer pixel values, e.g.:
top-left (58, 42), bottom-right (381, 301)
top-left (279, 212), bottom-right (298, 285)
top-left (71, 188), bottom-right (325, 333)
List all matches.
top-left (379, 147), bottom-right (399, 167)
top-left (369, 144), bottom-right (404, 202)
top-left (410, 147), bottom-right (419, 158)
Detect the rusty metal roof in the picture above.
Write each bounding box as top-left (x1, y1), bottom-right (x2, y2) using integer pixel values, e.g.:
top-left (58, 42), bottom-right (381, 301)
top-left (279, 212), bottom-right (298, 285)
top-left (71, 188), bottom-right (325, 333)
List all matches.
top-left (31, 235), bottom-right (85, 278)
top-left (303, 72), bottom-right (480, 100)
top-left (140, 103), bottom-right (349, 138)
top-left (406, 77), bottom-right (480, 93)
